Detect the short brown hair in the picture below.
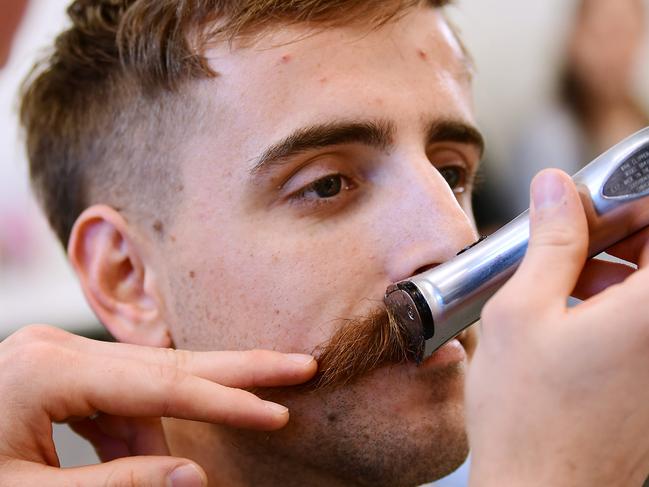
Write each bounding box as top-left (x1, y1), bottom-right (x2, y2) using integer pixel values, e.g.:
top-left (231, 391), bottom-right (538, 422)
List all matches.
top-left (21, 0), bottom-right (450, 246)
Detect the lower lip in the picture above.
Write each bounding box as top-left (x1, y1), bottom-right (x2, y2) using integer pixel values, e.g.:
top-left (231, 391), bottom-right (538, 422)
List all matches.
top-left (421, 338), bottom-right (466, 368)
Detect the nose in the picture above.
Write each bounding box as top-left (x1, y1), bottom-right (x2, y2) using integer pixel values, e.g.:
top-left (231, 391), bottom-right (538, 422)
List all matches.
top-left (378, 155), bottom-right (478, 283)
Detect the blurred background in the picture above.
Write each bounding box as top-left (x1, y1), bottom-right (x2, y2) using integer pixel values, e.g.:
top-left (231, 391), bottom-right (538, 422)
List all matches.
top-left (1, 0), bottom-right (648, 484)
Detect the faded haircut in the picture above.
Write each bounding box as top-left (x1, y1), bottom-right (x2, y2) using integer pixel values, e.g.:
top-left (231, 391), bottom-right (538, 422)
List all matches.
top-left (20, 0), bottom-right (452, 247)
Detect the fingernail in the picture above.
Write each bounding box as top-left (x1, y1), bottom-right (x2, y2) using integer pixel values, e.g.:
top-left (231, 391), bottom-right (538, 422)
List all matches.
top-left (286, 353), bottom-right (314, 365)
top-left (167, 464), bottom-right (205, 487)
top-left (264, 401), bottom-right (289, 415)
top-left (532, 171), bottom-right (566, 210)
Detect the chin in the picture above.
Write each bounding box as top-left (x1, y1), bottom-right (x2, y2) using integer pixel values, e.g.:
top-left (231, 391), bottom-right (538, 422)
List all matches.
top-left (237, 359), bottom-right (469, 487)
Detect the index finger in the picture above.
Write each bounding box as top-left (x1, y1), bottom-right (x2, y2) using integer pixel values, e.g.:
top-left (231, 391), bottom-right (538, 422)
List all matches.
top-left (93, 343), bottom-right (318, 388)
top-left (18, 350), bottom-right (293, 432)
top-left (45, 330), bottom-right (317, 388)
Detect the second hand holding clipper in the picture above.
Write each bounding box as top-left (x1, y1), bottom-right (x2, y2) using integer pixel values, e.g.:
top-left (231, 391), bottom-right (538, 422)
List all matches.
top-left (384, 126), bottom-right (649, 361)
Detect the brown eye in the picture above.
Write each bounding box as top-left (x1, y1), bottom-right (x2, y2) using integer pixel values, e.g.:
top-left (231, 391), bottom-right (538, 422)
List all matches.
top-left (439, 166), bottom-right (464, 191)
top-left (311, 175), bottom-right (343, 198)
top-left (288, 173), bottom-right (356, 209)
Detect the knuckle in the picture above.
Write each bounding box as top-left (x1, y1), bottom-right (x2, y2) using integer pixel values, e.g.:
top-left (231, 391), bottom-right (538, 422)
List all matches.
top-left (246, 350), bottom-right (274, 384)
top-left (169, 348), bottom-right (192, 373)
top-left (246, 349), bottom-right (272, 363)
top-left (151, 362), bottom-right (184, 388)
top-left (128, 468), bottom-right (141, 487)
top-left (148, 363), bottom-right (187, 415)
top-left (0, 339), bottom-right (62, 383)
top-left (3, 324), bottom-right (68, 348)
top-left (17, 341), bottom-right (57, 365)
top-left (532, 226), bottom-right (582, 253)
top-left (104, 467), bottom-right (140, 487)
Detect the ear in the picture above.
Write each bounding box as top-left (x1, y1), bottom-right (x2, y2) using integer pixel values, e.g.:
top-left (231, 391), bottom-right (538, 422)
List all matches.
top-left (68, 205), bottom-right (172, 347)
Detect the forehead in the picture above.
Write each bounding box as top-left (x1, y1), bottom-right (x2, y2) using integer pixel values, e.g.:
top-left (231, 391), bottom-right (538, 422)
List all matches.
top-left (191, 7), bottom-right (473, 177)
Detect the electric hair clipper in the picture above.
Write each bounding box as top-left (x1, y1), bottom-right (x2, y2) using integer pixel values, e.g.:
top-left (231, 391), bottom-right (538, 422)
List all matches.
top-left (385, 127), bottom-right (649, 359)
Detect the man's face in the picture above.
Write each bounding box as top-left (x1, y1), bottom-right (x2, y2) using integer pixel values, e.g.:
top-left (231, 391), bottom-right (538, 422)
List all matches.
top-left (155, 6), bottom-right (481, 486)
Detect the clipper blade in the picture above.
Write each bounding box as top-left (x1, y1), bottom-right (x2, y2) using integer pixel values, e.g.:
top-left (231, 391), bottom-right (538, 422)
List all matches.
top-left (385, 284), bottom-right (428, 363)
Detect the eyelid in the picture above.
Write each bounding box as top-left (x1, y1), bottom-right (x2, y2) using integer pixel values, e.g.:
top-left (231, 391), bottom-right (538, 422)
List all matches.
top-left (279, 149), bottom-right (368, 194)
top-left (433, 145), bottom-right (480, 175)
top-left (276, 151), bottom-right (347, 191)
top-left (285, 173), bottom-right (358, 214)
top-left (429, 143), bottom-right (480, 171)
top-left (292, 173), bottom-right (353, 198)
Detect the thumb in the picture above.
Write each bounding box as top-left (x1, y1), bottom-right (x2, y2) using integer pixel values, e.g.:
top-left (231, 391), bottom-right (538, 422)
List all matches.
top-left (509, 169), bottom-right (589, 306)
top-left (5, 457), bottom-right (207, 487)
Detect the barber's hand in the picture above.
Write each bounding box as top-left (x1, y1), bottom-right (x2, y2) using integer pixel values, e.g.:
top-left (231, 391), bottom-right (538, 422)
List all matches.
top-left (0, 326), bottom-right (316, 486)
top-left (467, 169), bottom-right (649, 486)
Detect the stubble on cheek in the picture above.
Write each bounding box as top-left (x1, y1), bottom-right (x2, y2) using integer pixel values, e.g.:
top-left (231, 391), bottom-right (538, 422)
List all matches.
top-left (238, 307), bottom-right (469, 486)
top-left (248, 358), bottom-right (469, 487)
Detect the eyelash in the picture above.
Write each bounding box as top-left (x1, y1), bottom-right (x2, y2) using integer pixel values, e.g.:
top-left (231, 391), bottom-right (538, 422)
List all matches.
top-left (438, 164), bottom-right (471, 194)
top-left (286, 161), bottom-right (474, 210)
top-left (288, 173), bottom-right (356, 208)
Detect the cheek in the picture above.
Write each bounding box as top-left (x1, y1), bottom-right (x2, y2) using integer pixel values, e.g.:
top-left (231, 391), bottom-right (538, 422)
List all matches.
top-left (170, 225), bottom-right (385, 353)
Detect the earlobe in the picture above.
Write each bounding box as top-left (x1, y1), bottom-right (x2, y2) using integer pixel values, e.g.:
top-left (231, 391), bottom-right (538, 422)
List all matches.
top-left (67, 205), bottom-right (172, 348)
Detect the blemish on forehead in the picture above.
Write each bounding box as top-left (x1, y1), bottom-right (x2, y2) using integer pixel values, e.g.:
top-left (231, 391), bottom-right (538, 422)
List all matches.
top-left (417, 48), bottom-right (428, 61)
top-left (280, 53), bottom-right (292, 64)
top-left (152, 220), bottom-right (165, 236)
top-left (318, 76), bottom-right (328, 84)
top-left (189, 270), bottom-right (196, 279)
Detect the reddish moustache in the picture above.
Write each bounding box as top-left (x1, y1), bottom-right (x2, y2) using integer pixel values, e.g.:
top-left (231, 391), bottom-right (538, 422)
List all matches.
top-left (306, 307), bottom-right (423, 391)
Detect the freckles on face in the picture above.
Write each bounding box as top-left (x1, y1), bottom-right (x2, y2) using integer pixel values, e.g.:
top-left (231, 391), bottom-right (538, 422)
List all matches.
top-left (205, 11), bottom-right (472, 127)
top-left (279, 53), bottom-right (293, 64)
top-left (165, 8), bottom-right (476, 355)
top-left (157, 11), bottom-right (480, 484)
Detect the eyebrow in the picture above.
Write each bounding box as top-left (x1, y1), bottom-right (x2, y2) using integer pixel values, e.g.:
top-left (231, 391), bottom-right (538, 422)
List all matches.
top-left (249, 118), bottom-right (485, 177)
top-left (249, 120), bottom-right (395, 177)
top-left (425, 119), bottom-right (485, 159)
